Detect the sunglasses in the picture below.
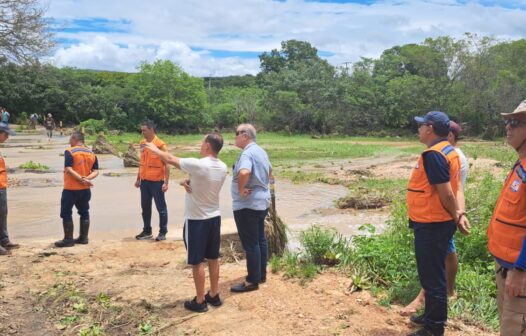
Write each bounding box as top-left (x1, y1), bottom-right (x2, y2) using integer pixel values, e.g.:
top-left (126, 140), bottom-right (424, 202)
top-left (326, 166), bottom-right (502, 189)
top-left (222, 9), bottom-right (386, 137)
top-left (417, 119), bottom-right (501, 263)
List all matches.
top-left (505, 119), bottom-right (525, 128)
top-left (235, 130), bottom-right (246, 136)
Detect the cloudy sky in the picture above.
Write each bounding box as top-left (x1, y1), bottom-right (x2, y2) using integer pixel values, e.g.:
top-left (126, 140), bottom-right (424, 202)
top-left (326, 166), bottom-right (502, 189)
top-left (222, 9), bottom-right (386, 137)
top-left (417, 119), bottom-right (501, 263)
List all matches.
top-left (45, 0), bottom-right (526, 76)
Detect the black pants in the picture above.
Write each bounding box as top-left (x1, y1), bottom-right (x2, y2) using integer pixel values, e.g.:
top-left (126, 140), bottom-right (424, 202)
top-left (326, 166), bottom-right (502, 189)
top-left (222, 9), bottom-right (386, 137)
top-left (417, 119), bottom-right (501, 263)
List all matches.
top-left (60, 189), bottom-right (91, 223)
top-left (234, 208), bottom-right (269, 284)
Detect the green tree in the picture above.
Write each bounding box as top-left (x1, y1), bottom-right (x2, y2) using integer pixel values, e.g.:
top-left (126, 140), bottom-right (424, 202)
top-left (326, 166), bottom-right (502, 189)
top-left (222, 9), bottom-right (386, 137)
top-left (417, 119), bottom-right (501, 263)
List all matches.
top-left (133, 60), bottom-right (207, 132)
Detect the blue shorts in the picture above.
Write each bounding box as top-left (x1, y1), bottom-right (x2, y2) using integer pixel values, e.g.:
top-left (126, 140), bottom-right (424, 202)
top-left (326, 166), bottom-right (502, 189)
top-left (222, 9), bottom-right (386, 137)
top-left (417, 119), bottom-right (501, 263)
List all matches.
top-left (183, 216), bottom-right (221, 265)
top-left (447, 235), bottom-right (456, 254)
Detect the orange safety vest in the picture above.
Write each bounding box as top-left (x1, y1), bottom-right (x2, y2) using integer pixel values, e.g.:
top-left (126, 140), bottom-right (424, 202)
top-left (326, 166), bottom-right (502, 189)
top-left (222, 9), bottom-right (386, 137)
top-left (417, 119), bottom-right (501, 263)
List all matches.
top-left (139, 136), bottom-right (166, 182)
top-left (64, 146), bottom-right (97, 190)
top-left (487, 158), bottom-right (526, 264)
top-left (0, 155), bottom-right (7, 189)
top-left (407, 140), bottom-right (461, 223)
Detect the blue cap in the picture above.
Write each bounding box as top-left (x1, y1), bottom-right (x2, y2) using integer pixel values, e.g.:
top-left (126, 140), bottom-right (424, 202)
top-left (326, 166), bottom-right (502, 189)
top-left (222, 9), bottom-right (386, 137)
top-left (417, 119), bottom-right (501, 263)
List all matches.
top-left (414, 111), bottom-right (450, 133)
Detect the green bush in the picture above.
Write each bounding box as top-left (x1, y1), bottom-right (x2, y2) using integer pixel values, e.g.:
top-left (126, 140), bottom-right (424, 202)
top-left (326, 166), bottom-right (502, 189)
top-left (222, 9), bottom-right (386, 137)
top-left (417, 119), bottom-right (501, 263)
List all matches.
top-left (15, 111), bottom-right (28, 125)
top-left (79, 119), bottom-right (108, 135)
top-left (299, 225), bottom-right (349, 266)
top-left (271, 251), bottom-right (319, 284)
top-left (19, 160), bottom-right (49, 171)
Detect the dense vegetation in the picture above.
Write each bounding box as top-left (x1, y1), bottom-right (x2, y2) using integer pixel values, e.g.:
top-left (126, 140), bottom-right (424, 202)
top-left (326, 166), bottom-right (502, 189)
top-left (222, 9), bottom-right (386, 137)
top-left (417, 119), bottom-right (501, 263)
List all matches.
top-left (1, 34), bottom-right (525, 137)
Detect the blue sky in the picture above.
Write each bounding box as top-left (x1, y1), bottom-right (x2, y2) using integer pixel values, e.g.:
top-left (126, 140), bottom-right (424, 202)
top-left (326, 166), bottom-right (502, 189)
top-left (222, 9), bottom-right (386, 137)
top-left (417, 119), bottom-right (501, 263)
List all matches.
top-left (45, 0), bottom-right (526, 76)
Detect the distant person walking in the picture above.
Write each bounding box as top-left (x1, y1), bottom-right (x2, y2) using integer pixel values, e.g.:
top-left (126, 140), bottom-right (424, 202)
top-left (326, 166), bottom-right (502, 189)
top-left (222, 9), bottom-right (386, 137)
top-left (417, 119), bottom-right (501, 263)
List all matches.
top-left (0, 123), bottom-right (18, 255)
top-left (146, 133), bottom-right (227, 313)
top-left (29, 113), bottom-right (38, 130)
top-left (1, 108), bottom-right (10, 125)
top-left (487, 100), bottom-right (526, 336)
top-left (135, 120), bottom-right (170, 241)
top-left (401, 120), bottom-right (469, 316)
top-left (406, 111), bottom-right (470, 336)
top-left (44, 113), bottom-right (55, 142)
top-left (55, 131), bottom-right (99, 247)
top-left (230, 123), bottom-right (272, 293)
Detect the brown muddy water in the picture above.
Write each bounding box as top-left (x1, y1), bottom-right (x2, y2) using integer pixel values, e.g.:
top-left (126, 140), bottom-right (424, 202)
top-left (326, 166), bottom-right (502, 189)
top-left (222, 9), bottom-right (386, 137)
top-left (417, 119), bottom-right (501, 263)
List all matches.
top-left (2, 132), bottom-right (389, 246)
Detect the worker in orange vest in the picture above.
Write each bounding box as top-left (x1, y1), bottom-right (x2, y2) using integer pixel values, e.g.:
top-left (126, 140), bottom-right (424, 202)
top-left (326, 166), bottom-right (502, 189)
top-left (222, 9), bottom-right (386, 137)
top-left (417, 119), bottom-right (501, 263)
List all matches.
top-left (0, 123), bottom-right (18, 255)
top-left (55, 131), bottom-right (99, 247)
top-left (487, 100), bottom-right (526, 335)
top-left (406, 111), bottom-right (470, 336)
top-left (135, 120), bottom-right (170, 241)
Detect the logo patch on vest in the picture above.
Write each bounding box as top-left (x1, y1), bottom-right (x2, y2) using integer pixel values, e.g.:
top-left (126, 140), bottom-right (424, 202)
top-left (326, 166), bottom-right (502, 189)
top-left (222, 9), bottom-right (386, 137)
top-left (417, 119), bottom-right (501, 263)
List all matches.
top-left (511, 179), bottom-right (521, 192)
top-left (415, 163), bottom-right (420, 169)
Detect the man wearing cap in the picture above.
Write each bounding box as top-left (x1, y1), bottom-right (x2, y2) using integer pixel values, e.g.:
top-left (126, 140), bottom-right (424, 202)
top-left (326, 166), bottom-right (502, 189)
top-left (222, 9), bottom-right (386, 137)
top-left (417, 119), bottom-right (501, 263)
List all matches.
top-left (487, 100), bottom-right (526, 335)
top-left (0, 123), bottom-right (18, 255)
top-left (401, 121), bottom-right (469, 316)
top-left (406, 111), bottom-right (470, 336)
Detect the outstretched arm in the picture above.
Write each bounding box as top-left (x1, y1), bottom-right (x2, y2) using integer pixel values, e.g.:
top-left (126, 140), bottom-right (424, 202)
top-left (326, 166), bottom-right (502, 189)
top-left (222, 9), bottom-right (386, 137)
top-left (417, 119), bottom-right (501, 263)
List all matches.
top-left (145, 142), bottom-right (181, 169)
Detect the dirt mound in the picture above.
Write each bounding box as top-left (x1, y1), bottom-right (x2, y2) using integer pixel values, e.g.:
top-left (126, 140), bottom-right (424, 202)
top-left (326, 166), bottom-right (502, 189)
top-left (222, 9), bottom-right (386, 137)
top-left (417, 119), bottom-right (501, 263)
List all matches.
top-left (123, 143), bottom-right (140, 167)
top-left (92, 133), bottom-right (119, 156)
top-left (337, 193), bottom-right (390, 210)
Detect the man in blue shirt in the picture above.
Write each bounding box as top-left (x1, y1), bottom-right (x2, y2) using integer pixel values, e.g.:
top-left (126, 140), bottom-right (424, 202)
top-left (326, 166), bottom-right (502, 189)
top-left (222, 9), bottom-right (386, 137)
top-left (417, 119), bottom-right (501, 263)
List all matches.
top-left (230, 123), bottom-right (272, 293)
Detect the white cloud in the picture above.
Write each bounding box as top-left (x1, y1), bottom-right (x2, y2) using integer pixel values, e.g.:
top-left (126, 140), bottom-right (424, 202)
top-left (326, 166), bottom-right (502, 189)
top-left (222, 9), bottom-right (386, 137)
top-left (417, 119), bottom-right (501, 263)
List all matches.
top-left (44, 0), bottom-right (526, 76)
top-left (47, 35), bottom-right (259, 76)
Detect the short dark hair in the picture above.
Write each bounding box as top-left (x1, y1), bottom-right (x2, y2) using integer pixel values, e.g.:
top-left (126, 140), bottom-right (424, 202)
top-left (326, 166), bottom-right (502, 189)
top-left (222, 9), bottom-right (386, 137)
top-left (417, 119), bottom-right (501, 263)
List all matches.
top-left (71, 131), bottom-right (85, 142)
top-left (433, 125), bottom-right (450, 138)
top-left (205, 132), bottom-right (223, 154)
top-left (142, 120), bottom-right (156, 132)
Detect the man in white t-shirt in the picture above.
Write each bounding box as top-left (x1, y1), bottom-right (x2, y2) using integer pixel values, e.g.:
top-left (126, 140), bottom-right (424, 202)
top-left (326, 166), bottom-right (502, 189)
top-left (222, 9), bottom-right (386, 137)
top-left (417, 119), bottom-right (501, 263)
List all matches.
top-left (145, 133), bottom-right (227, 313)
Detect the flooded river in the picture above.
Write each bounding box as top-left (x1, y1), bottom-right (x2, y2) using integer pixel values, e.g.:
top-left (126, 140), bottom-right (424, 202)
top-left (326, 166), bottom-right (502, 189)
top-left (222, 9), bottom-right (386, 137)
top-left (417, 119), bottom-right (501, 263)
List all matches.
top-left (3, 131), bottom-right (388, 245)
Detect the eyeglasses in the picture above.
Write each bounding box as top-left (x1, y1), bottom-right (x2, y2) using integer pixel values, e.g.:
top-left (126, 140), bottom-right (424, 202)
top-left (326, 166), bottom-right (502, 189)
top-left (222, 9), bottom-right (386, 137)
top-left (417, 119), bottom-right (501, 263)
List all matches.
top-left (235, 130), bottom-right (246, 136)
top-left (418, 123), bottom-right (431, 128)
top-left (504, 119), bottom-right (525, 128)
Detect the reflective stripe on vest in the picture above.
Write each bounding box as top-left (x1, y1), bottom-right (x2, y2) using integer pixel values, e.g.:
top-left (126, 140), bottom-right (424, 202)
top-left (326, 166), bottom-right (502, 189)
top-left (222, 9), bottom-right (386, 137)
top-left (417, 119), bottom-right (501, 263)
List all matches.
top-left (139, 136), bottom-right (166, 182)
top-left (488, 158), bottom-right (526, 264)
top-left (64, 146), bottom-right (97, 190)
top-left (0, 156), bottom-right (7, 189)
top-left (406, 140), bottom-right (461, 223)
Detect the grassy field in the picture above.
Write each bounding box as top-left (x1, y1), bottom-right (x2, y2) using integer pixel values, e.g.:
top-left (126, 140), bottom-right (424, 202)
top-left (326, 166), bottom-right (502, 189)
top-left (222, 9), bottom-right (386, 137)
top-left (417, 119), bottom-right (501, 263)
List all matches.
top-left (94, 132), bottom-right (511, 165)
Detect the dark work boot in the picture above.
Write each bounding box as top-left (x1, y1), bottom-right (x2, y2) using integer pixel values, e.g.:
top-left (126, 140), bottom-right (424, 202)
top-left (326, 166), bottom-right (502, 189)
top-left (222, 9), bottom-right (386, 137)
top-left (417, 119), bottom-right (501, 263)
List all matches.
top-left (55, 221), bottom-right (75, 248)
top-left (74, 220), bottom-right (90, 244)
top-left (0, 245), bottom-right (9, 255)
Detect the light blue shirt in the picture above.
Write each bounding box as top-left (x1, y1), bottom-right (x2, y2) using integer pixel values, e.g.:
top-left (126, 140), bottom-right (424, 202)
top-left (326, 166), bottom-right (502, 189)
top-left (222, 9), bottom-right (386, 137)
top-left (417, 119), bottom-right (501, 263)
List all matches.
top-left (232, 142), bottom-right (271, 211)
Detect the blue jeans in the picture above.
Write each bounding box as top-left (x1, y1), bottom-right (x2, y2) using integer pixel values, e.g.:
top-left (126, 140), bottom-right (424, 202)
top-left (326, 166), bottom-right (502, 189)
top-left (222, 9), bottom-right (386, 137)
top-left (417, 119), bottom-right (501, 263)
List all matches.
top-left (60, 189), bottom-right (91, 223)
top-left (412, 220), bottom-right (457, 334)
top-left (140, 180), bottom-right (168, 234)
top-left (234, 208), bottom-right (269, 284)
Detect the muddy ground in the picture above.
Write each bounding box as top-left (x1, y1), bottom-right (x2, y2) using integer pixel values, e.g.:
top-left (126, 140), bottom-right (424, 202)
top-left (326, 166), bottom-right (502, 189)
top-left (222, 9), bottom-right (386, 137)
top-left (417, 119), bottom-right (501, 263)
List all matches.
top-left (0, 129), bottom-right (499, 335)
